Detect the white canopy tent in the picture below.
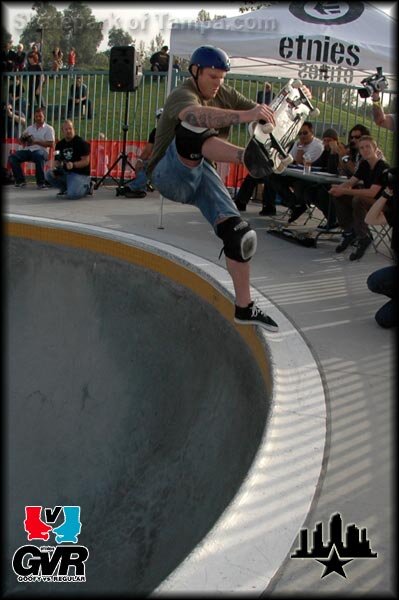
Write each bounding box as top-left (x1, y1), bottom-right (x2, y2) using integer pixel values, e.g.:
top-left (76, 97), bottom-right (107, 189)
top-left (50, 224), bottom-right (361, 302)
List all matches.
top-left (168, 2), bottom-right (396, 88)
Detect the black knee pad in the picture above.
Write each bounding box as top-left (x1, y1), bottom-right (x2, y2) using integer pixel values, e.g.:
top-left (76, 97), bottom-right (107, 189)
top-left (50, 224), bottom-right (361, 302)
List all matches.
top-left (175, 121), bottom-right (219, 160)
top-left (216, 216), bottom-right (257, 262)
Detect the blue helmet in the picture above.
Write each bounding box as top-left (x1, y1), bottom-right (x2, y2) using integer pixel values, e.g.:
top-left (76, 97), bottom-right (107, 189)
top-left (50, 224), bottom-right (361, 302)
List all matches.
top-left (189, 46), bottom-right (231, 72)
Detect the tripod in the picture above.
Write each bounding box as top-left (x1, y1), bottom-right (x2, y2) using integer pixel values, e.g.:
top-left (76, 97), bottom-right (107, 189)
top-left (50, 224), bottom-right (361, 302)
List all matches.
top-left (94, 92), bottom-right (136, 195)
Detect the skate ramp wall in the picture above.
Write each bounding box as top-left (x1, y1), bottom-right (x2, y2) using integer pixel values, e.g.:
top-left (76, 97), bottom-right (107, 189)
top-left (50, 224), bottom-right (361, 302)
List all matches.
top-left (5, 220), bottom-right (272, 596)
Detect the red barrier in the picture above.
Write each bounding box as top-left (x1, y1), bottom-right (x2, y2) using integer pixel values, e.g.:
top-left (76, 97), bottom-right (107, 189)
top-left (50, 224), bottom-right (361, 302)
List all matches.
top-left (4, 137), bottom-right (247, 186)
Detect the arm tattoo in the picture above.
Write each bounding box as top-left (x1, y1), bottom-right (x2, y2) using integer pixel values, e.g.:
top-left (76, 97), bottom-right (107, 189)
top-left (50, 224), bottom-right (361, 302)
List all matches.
top-left (184, 109), bottom-right (240, 129)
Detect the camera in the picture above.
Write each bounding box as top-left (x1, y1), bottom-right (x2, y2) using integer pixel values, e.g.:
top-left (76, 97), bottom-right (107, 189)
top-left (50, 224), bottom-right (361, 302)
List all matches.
top-left (20, 133), bottom-right (33, 145)
top-left (358, 67), bottom-right (388, 98)
top-left (53, 150), bottom-right (67, 175)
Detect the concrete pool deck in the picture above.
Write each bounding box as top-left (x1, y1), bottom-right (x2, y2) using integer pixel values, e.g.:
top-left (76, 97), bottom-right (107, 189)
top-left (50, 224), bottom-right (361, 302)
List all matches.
top-left (4, 183), bottom-right (395, 596)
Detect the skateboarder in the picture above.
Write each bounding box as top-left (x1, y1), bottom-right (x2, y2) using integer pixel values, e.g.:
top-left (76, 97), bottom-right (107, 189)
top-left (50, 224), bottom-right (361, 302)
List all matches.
top-left (147, 45), bottom-right (278, 331)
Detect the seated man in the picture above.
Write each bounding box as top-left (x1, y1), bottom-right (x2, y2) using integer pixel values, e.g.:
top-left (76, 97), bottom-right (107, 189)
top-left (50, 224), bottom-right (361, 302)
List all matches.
top-left (67, 76), bottom-right (92, 119)
top-left (238, 121), bottom-right (324, 220)
top-left (9, 106), bottom-right (55, 188)
top-left (45, 120), bottom-right (92, 199)
top-left (289, 128), bottom-right (348, 228)
top-left (329, 135), bottom-right (390, 260)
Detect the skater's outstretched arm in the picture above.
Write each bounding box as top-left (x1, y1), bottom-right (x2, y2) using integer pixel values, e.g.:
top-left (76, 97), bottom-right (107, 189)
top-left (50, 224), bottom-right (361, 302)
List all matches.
top-left (179, 104), bottom-right (275, 129)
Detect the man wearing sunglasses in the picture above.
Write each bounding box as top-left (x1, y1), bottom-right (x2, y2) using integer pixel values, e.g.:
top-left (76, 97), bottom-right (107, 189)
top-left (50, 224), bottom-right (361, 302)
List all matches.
top-left (251, 122), bottom-right (323, 222)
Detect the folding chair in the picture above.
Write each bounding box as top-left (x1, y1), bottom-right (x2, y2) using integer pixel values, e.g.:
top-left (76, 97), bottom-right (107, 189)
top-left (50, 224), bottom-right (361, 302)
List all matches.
top-left (369, 224), bottom-right (393, 258)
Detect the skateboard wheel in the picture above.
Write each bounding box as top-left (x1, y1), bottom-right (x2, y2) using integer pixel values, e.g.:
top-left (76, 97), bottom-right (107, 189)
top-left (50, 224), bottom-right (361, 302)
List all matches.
top-left (292, 79), bottom-right (302, 88)
top-left (260, 122), bottom-right (273, 134)
top-left (274, 163), bottom-right (287, 174)
top-left (310, 107), bottom-right (320, 117)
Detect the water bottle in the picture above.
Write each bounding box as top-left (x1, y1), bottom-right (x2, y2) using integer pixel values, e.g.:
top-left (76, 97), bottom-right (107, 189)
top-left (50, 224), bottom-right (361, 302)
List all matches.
top-left (303, 152), bottom-right (312, 175)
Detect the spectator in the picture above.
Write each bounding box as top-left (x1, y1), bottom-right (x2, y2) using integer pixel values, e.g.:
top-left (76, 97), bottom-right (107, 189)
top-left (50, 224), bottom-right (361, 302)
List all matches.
top-left (172, 58), bottom-right (181, 71)
top-left (9, 75), bottom-right (27, 116)
top-left (9, 106), bottom-right (55, 188)
top-left (45, 120), bottom-right (92, 199)
top-left (365, 183), bottom-right (397, 328)
top-left (123, 108), bottom-right (163, 197)
top-left (67, 47), bottom-right (76, 70)
top-left (255, 122), bottom-right (324, 221)
top-left (150, 46), bottom-right (169, 72)
top-left (26, 47), bottom-right (44, 112)
top-left (1, 40), bottom-right (16, 72)
top-left (52, 47), bottom-right (64, 71)
top-left (28, 44), bottom-right (42, 68)
top-left (67, 76), bottom-right (92, 119)
top-left (3, 100), bottom-right (26, 138)
top-left (329, 135), bottom-right (390, 260)
top-left (256, 82), bottom-right (274, 105)
top-left (288, 128), bottom-right (347, 228)
top-left (338, 124), bottom-right (371, 176)
top-left (371, 91), bottom-right (396, 131)
top-left (14, 43), bottom-right (26, 71)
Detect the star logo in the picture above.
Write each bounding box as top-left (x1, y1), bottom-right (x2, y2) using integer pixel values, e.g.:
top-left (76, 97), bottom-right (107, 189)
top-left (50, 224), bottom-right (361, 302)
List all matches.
top-left (316, 545), bottom-right (353, 578)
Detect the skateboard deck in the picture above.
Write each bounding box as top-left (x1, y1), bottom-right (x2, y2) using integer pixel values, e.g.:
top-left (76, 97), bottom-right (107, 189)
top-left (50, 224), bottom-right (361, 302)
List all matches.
top-left (244, 79), bottom-right (320, 178)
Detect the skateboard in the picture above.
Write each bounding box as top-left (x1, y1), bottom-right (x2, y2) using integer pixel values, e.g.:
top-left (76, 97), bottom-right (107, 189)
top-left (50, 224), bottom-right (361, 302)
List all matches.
top-left (244, 79), bottom-right (320, 178)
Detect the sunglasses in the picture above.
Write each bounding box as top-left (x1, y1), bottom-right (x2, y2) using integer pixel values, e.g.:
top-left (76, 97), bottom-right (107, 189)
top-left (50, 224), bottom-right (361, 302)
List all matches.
top-left (350, 135), bottom-right (361, 139)
top-left (299, 131), bottom-right (310, 136)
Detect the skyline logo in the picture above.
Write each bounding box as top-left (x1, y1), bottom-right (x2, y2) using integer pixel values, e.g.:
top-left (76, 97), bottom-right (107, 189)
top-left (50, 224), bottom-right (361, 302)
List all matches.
top-left (291, 512), bottom-right (377, 578)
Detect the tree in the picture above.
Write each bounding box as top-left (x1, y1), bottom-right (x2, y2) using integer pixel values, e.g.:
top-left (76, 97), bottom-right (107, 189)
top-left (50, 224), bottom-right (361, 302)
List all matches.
top-left (154, 33), bottom-right (166, 50)
top-left (108, 26), bottom-right (134, 49)
top-left (19, 3), bottom-right (64, 68)
top-left (239, 1), bottom-right (276, 12)
top-left (1, 25), bottom-right (12, 45)
top-left (62, 2), bottom-right (103, 67)
top-left (197, 10), bottom-right (211, 22)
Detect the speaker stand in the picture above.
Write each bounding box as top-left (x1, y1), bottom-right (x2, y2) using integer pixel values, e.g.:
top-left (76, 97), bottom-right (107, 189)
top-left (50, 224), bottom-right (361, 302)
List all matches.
top-left (94, 92), bottom-right (136, 195)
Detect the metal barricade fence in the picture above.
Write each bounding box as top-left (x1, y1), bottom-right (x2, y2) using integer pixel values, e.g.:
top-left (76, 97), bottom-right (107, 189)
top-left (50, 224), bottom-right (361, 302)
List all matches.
top-left (2, 69), bottom-right (396, 181)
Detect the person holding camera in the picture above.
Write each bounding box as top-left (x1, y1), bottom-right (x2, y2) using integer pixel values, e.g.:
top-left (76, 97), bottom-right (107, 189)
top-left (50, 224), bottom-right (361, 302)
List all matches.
top-left (371, 91), bottom-right (396, 131)
top-left (45, 120), bottom-right (92, 199)
top-left (364, 174), bottom-right (397, 328)
top-left (10, 107), bottom-right (55, 188)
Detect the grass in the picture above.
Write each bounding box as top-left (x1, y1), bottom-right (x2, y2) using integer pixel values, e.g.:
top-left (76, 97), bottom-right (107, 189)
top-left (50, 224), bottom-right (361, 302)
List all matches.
top-left (5, 70), bottom-right (394, 164)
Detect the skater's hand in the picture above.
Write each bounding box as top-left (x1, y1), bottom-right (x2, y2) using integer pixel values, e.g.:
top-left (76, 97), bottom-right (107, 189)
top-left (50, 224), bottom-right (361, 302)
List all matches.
top-left (302, 85), bottom-right (312, 99)
top-left (248, 104), bottom-right (275, 126)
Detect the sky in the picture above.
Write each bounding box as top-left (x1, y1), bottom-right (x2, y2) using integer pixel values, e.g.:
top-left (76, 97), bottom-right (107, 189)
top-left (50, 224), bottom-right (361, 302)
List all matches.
top-left (3, 2), bottom-right (396, 52)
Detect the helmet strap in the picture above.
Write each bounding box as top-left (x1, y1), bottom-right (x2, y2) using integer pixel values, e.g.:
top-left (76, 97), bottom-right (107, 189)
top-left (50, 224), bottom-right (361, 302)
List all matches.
top-left (189, 65), bottom-right (203, 96)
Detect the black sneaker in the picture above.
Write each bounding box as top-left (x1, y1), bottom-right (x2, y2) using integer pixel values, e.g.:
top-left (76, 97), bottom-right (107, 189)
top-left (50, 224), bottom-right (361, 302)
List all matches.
top-left (57, 190), bottom-right (67, 196)
top-left (349, 236), bottom-right (372, 261)
top-left (234, 302), bottom-right (279, 332)
top-left (37, 182), bottom-right (50, 189)
top-left (14, 181), bottom-right (27, 187)
top-left (335, 230), bottom-right (357, 253)
top-left (234, 200), bottom-right (247, 212)
top-left (259, 206), bottom-right (276, 216)
top-left (288, 204), bottom-right (307, 223)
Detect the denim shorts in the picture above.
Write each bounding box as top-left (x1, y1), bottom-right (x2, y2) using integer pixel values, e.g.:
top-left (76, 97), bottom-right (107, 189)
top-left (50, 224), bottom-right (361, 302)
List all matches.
top-left (151, 140), bottom-right (240, 229)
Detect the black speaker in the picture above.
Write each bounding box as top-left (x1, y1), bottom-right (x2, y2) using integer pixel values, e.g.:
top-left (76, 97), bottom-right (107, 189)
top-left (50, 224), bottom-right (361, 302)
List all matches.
top-left (109, 46), bottom-right (141, 92)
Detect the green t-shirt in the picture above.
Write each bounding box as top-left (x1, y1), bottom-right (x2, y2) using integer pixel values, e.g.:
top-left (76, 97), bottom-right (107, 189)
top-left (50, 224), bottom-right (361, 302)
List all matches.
top-left (147, 77), bottom-right (256, 174)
